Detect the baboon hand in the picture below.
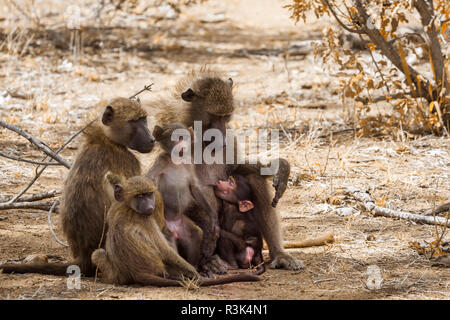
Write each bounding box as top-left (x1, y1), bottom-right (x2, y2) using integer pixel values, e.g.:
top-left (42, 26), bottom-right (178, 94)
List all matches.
top-left (270, 252), bottom-right (304, 270)
top-left (271, 158), bottom-right (290, 207)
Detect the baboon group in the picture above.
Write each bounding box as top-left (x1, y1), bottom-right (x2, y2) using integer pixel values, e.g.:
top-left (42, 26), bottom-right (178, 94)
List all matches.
top-left (0, 68), bottom-right (303, 287)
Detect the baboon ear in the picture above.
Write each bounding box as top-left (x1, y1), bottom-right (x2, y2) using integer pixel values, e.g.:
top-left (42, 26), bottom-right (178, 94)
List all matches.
top-left (238, 200), bottom-right (254, 213)
top-left (114, 184), bottom-right (124, 202)
top-left (181, 88), bottom-right (196, 102)
top-left (136, 97), bottom-right (141, 105)
top-left (152, 125), bottom-right (164, 140)
top-left (105, 171), bottom-right (122, 186)
top-left (102, 106), bottom-right (114, 126)
top-left (227, 78), bottom-right (233, 87)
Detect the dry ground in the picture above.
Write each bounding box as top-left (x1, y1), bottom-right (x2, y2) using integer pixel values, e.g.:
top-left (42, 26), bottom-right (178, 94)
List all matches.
top-left (0, 0), bottom-right (449, 300)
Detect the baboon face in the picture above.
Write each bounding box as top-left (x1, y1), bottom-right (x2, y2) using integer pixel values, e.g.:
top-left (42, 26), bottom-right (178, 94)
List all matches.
top-left (153, 122), bottom-right (192, 155)
top-left (126, 117), bottom-right (155, 153)
top-left (181, 77), bottom-right (234, 141)
top-left (113, 176), bottom-right (158, 216)
top-left (102, 98), bottom-right (155, 153)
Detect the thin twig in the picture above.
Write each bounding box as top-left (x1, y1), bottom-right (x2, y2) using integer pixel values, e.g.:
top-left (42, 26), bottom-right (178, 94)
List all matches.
top-left (48, 200), bottom-right (69, 247)
top-left (323, 0), bottom-right (364, 34)
top-left (129, 83), bottom-right (154, 99)
top-left (0, 120), bottom-right (70, 168)
top-left (424, 201), bottom-right (450, 216)
top-left (313, 278), bottom-right (337, 284)
top-left (0, 151), bottom-right (63, 166)
top-left (94, 205), bottom-right (108, 283)
top-left (7, 118), bottom-right (97, 204)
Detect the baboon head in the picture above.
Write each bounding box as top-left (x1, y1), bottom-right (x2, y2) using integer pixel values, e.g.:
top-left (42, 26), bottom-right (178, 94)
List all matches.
top-left (152, 122), bottom-right (193, 156)
top-left (181, 77), bottom-right (234, 141)
top-left (214, 175), bottom-right (254, 213)
top-left (110, 174), bottom-right (160, 216)
top-left (101, 97), bottom-right (155, 153)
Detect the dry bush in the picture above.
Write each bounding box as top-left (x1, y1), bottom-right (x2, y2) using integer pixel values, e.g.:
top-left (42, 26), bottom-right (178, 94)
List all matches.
top-left (286, 0), bottom-right (449, 135)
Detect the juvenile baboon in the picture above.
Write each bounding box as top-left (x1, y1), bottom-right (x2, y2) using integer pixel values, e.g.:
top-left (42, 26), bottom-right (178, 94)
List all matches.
top-left (214, 175), bottom-right (265, 274)
top-left (146, 123), bottom-right (218, 268)
top-left (92, 175), bottom-right (260, 286)
top-left (148, 67), bottom-right (302, 273)
top-left (0, 98), bottom-right (155, 276)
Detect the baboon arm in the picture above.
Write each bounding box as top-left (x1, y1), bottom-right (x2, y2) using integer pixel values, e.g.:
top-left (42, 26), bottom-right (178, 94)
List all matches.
top-left (154, 223), bottom-right (199, 279)
top-left (145, 156), bottom-right (168, 182)
top-left (228, 158), bottom-right (290, 207)
top-left (189, 181), bottom-right (218, 223)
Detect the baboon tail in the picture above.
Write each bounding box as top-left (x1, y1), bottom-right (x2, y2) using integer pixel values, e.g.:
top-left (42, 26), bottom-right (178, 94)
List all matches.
top-left (137, 273), bottom-right (260, 287)
top-left (198, 273), bottom-right (260, 286)
top-left (0, 262), bottom-right (73, 276)
top-left (138, 275), bottom-right (189, 287)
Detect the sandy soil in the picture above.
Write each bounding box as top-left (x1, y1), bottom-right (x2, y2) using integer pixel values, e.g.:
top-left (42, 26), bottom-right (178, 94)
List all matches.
top-left (0, 0), bottom-right (449, 300)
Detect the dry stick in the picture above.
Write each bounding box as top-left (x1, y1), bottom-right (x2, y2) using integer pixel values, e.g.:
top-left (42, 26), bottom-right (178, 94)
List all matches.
top-left (0, 120), bottom-right (71, 168)
top-left (94, 205), bottom-right (108, 284)
top-left (129, 83), bottom-right (154, 99)
top-left (0, 189), bottom-right (60, 203)
top-left (5, 83), bottom-right (153, 205)
top-left (0, 151), bottom-right (62, 166)
top-left (0, 201), bottom-right (55, 211)
top-left (345, 187), bottom-right (450, 227)
top-left (0, 83), bottom-right (153, 204)
top-left (48, 200), bottom-right (68, 247)
top-left (424, 201), bottom-right (450, 216)
top-left (6, 118), bottom-right (97, 204)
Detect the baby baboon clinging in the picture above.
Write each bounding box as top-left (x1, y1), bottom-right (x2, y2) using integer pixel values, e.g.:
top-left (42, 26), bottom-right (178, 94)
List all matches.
top-left (0, 98), bottom-right (155, 277)
top-left (92, 175), bottom-right (260, 286)
top-left (214, 175), bottom-right (264, 274)
top-left (148, 67), bottom-right (301, 273)
top-left (146, 123), bottom-right (219, 268)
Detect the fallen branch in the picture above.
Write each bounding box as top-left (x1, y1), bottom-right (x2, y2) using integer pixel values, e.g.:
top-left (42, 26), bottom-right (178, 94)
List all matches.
top-left (0, 201), bottom-right (58, 212)
top-left (2, 85), bottom-right (153, 206)
top-left (6, 118), bottom-right (97, 204)
top-left (0, 120), bottom-right (71, 168)
top-left (345, 187), bottom-right (450, 227)
top-left (424, 201), bottom-right (450, 216)
top-left (0, 189), bottom-right (60, 203)
top-left (6, 90), bottom-right (34, 100)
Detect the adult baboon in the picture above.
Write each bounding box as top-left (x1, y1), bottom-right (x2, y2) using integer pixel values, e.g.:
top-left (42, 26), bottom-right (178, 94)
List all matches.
top-left (0, 98), bottom-right (155, 276)
top-left (148, 68), bottom-right (303, 274)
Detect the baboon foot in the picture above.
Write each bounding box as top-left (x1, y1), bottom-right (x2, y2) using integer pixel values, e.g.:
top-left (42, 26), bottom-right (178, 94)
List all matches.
top-left (270, 252), bottom-right (304, 270)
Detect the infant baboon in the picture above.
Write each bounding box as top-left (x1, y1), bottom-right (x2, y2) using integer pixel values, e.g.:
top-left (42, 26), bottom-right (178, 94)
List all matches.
top-left (0, 98), bottom-right (155, 276)
top-left (92, 175), bottom-right (260, 286)
top-left (146, 123), bottom-right (219, 268)
top-left (214, 175), bottom-right (264, 273)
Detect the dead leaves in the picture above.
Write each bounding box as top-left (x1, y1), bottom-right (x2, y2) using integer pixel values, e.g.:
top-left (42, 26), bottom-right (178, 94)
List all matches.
top-left (409, 239), bottom-right (450, 260)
